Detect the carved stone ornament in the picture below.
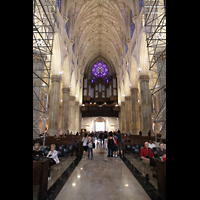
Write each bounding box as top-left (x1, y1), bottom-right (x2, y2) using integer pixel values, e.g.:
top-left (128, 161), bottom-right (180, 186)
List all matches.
top-left (131, 88), bottom-right (138, 93)
top-left (62, 88), bottom-right (70, 93)
top-left (51, 75), bottom-right (61, 82)
top-left (139, 75), bottom-right (149, 82)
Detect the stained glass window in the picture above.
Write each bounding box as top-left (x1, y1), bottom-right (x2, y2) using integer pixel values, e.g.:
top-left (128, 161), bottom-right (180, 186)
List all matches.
top-left (56, 0), bottom-right (61, 12)
top-left (130, 11), bottom-right (135, 38)
top-left (91, 60), bottom-right (109, 83)
top-left (139, 0), bottom-right (143, 13)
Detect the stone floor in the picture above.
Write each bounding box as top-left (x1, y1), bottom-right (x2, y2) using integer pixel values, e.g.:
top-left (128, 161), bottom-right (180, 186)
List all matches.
top-left (42, 140), bottom-right (164, 200)
top-left (54, 147), bottom-right (151, 200)
top-left (47, 156), bottom-right (77, 190)
top-left (125, 154), bottom-right (158, 190)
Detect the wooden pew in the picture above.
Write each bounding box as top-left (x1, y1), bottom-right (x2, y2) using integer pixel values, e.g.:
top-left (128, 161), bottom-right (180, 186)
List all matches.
top-left (156, 159), bottom-right (166, 199)
top-left (33, 137), bottom-right (83, 156)
top-left (33, 159), bottom-right (50, 200)
top-left (121, 136), bottom-right (166, 149)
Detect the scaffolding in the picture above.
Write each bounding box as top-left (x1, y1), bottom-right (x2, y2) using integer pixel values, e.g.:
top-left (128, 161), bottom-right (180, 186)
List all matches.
top-left (143, 0), bottom-right (166, 141)
top-left (33, 0), bottom-right (57, 145)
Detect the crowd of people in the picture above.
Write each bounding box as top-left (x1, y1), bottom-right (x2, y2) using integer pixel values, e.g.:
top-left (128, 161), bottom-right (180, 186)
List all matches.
top-left (34, 129), bottom-right (166, 181)
top-left (82, 130), bottom-right (124, 159)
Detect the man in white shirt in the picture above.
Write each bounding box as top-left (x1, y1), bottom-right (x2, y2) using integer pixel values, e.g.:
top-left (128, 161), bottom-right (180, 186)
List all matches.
top-left (148, 140), bottom-right (156, 149)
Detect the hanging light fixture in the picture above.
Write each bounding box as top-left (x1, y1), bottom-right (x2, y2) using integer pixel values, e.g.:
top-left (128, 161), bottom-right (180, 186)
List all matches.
top-left (137, 67), bottom-right (142, 72)
top-left (59, 70), bottom-right (63, 75)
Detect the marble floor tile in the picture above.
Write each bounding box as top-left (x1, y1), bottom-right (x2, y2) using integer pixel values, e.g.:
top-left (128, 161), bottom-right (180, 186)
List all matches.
top-left (55, 147), bottom-right (151, 200)
top-left (125, 154), bottom-right (158, 190)
top-left (47, 156), bottom-right (77, 190)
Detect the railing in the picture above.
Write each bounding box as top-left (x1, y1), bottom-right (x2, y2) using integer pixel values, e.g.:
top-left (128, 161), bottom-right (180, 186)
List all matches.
top-left (81, 105), bottom-right (120, 117)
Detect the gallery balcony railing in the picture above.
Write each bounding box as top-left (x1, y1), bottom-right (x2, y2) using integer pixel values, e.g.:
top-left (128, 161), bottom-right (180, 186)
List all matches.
top-left (80, 104), bottom-right (120, 117)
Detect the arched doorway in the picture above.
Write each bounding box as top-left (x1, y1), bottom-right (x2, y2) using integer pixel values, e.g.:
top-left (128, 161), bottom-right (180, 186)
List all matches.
top-left (94, 117), bottom-right (106, 132)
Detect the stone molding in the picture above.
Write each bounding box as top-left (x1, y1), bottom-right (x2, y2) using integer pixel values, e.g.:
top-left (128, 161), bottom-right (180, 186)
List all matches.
top-left (62, 88), bottom-right (70, 93)
top-left (51, 75), bottom-right (62, 82)
top-left (139, 75), bottom-right (149, 82)
top-left (130, 88), bottom-right (138, 93)
top-left (33, 51), bottom-right (46, 62)
top-left (33, 54), bottom-right (45, 62)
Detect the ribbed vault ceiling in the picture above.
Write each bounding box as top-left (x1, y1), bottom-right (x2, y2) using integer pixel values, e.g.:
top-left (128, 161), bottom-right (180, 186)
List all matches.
top-left (67, 0), bottom-right (132, 76)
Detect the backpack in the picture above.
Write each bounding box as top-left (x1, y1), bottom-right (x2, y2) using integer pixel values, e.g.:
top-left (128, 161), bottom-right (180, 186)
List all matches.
top-left (108, 138), bottom-right (114, 148)
top-left (114, 138), bottom-right (117, 146)
top-left (88, 138), bottom-right (93, 148)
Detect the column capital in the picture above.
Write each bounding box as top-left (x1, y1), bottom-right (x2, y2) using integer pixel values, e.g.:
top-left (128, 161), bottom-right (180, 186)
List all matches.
top-left (33, 51), bottom-right (47, 61)
top-left (139, 75), bottom-right (149, 82)
top-left (51, 75), bottom-right (62, 82)
top-left (62, 88), bottom-right (70, 93)
top-left (130, 88), bottom-right (138, 93)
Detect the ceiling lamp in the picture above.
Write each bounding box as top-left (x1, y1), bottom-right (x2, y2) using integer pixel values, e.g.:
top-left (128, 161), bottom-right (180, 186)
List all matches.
top-left (137, 67), bottom-right (142, 72)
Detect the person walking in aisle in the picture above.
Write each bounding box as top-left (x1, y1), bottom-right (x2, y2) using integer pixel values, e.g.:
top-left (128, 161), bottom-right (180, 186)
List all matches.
top-left (107, 132), bottom-right (114, 157)
top-left (88, 133), bottom-right (94, 159)
top-left (117, 130), bottom-right (123, 157)
top-left (82, 133), bottom-right (88, 157)
top-left (113, 132), bottom-right (118, 158)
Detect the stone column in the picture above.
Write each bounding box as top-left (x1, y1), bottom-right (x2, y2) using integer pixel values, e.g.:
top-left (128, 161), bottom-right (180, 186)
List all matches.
top-left (139, 75), bottom-right (152, 136)
top-left (121, 102), bottom-right (126, 133)
top-left (75, 101), bottom-right (80, 133)
top-left (47, 75), bottom-right (61, 136)
top-left (69, 96), bottom-right (75, 133)
top-left (61, 88), bottom-right (70, 134)
top-left (125, 96), bottom-right (132, 133)
top-left (131, 88), bottom-right (140, 135)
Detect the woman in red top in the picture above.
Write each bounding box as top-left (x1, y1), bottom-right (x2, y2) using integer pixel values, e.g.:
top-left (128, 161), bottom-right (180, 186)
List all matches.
top-left (140, 141), bottom-right (154, 180)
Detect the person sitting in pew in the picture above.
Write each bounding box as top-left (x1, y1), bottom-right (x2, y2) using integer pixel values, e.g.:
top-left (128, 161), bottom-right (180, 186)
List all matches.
top-left (122, 133), bottom-right (127, 139)
top-left (55, 134), bottom-right (61, 141)
top-left (33, 143), bottom-right (44, 160)
top-left (61, 133), bottom-right (66, 138)
top-left (46, 144), bottom-right (60, 180)
top-left (140, 141), bottom-right (155, 180)
top-left (124, 137), bottom-right (131, 142)
top-left (148, 140), bottom-right (156, 149)
top-left (157, 142), bottom-right (166, 160)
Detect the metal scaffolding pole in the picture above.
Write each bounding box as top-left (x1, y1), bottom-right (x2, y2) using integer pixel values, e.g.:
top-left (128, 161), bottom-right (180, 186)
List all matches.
top-left (33, 0), bottom-right (57, 145)
top-left (143, 0), bottom-right (166, 142)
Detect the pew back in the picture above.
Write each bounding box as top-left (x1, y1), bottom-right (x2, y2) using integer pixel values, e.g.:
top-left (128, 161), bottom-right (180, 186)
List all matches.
top-left (33, 159), bottom-right (50, 200)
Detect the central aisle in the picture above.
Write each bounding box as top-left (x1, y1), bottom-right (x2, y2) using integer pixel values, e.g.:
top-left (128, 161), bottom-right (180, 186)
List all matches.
top-left (55, 147), bottom-right (151, 200)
